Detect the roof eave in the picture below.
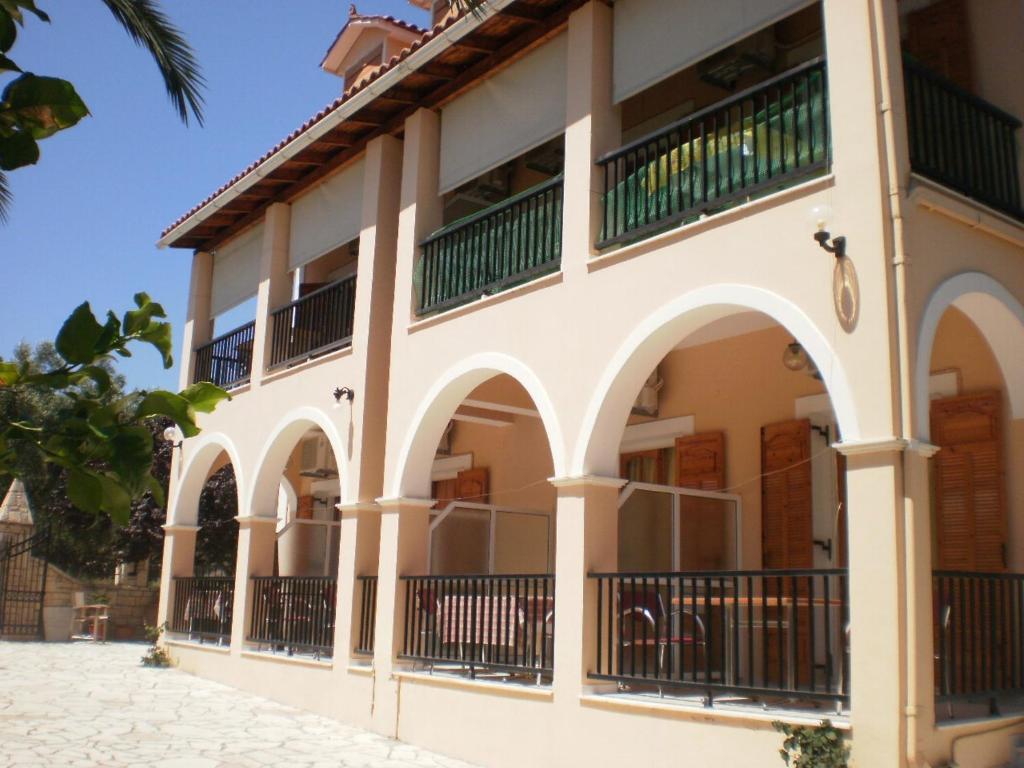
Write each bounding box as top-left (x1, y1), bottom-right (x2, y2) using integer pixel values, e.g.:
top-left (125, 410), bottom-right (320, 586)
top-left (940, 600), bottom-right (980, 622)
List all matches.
top-left (157, 0), bottom-right (519, 251)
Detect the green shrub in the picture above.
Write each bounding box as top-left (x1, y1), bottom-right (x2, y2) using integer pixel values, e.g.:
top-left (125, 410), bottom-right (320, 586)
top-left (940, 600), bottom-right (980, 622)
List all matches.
top-left (140, 623), bottom-right (171, 668)
top-left (773, 719), bottom-right (849, 768)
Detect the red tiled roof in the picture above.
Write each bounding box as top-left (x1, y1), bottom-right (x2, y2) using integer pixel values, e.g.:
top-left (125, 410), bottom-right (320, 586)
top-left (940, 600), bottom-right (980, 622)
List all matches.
top-left (320, 12), bottom-right (427, 69)
top-left (161, 13), bottom-right (457, 240)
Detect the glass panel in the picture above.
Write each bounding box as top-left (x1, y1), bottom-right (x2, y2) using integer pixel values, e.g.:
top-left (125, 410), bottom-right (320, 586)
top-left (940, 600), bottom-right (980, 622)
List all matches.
top-left (618, 488), bottom-right (672, 572)
top-left (493, 511), bottom-right (550, 574)
top-left (431, 507), bottom-right (490, 575)
top-left (677, 494), bottom-right (738, 570)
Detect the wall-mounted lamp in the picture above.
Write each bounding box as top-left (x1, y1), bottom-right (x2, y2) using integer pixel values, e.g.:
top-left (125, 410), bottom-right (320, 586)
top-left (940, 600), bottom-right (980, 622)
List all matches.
top-left (810, 204), bottom-right (846, 259)
top-left (781, 341), bottom-right (822, 381)
top-left (161, 426), bottom-right (183, 452)
top-left (333, 386), bottom-right (355, 404)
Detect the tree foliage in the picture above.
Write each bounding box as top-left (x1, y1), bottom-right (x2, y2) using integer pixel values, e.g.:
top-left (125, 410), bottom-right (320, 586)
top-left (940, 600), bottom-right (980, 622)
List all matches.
top-left (773, 720), bottom-right (850, 768)
top-left (0, 0), bottom-right (204, 219)
top-left (195, 463), bottom-right (238, 576)
top-left (0, 294), bottom-right (229, 526)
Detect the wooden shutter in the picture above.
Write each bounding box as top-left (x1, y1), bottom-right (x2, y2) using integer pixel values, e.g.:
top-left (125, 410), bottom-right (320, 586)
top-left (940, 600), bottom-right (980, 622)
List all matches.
top-left (931, 392), bottom-right (1005, 571)
top-left (431, 478), bottom-right (458, 511)
top-left (674, 432), bottom-right (725, 490)
top-left (620, 449), bottom-right (667, 484)
top-left (456, 467), bottom-right (489, 504)
top-left (904, 0), bottom-right (973, 90)
top-left (297, 494), bottom-right (314, 520)
top-left (761, 419), bottom-right (813, 569)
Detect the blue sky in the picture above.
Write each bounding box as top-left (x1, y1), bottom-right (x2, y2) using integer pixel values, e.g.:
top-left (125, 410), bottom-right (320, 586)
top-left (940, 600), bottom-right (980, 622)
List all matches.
top-left (0, 0), bottom-right (421, 391)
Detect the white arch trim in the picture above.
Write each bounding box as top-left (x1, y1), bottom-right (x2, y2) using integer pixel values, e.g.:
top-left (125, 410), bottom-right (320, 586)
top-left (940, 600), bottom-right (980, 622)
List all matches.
top-left (391, 352), bottom-right (567, 499)
top-left (169, 431), bottom-right (245, 527)
top-left (915, 271), bottom-right (1024, 440)
top-left (246, 406), bottom-right (349, 516)
top-left (573, 283), bottom-right (862, 477)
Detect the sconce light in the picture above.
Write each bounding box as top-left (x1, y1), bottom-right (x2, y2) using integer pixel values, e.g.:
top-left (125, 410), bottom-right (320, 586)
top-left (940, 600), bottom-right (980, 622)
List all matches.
top-left (333, 386), bottom-right (355, 404)
top-left (781, 341), bottom-right (809, 372)
top-left (810, 204), bottom-right (847, 259)
top-left (162, 425), bottom-right (183, 452)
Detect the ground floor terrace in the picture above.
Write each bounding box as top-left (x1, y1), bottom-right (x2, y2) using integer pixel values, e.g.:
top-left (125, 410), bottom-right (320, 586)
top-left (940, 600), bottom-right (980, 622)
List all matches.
top-left (159, 266), bottom-right (1024, 767)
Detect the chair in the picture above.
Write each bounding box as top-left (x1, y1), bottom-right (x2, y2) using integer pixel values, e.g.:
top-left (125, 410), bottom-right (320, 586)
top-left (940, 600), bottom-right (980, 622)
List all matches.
top-left (619, 587), bottom-right (705, 680)
top-left (71, 591), bottom-right (109, 642)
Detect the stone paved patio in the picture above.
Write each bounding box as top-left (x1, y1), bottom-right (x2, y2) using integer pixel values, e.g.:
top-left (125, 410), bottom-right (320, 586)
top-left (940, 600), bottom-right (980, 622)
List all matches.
top-left (0, 642), bottom-right (479, 768)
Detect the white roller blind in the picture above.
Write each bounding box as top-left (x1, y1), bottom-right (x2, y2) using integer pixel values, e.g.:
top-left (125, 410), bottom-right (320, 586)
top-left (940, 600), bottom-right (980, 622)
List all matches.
top-left (211, 222), bottom-right (263, 317)
top-left (439, 32), bottom-right (567, 194)
top-left (612, 0), bottom-right (813, 104)
top-left (288, 157), bottom-right (365, 270)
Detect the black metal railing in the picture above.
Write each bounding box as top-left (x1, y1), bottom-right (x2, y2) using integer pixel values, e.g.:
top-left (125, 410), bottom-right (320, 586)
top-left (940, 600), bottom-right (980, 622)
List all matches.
top-left (589, 569), bottom-right (849, 704)
top-left (399, 574), bottom-right (555, 679)
top-left (417, 175), bottom-right (563, 316)
top-left (354, 575), bottom-right (378, 656)
top-left (934, 571), bottom-right (1024, 702)
top-left (597, 58), bottom-right (830, 248)
top-left (193, 321), bottom-right (256, 389)
top-left (248, 576), bottom-right (337, 658)
top-left (268, 276), bottom-right (357, 369)
top-left (904, 56), bottom-right (1022, 220)
top-left (170, 576), bottom-right (235, 645)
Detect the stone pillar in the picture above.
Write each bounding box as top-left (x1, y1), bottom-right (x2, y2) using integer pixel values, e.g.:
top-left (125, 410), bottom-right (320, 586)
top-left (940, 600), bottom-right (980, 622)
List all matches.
top-left (332, 502), bottom-right (382, 667)
top-left (370, 497), bottom-right (433, 736)
top-left (179, 250), bottom-right (214, 390)
top-left (903, 441), bottom-right (940, 765)
top-left (836, 440), bottom-right (908, 767)
top-left (549, 476), bottom-right (625, 701)
top-left (561, 0), bottom-right (619, 280)
top-left (393, 108), bottom-right (441, 330)
top-left (346, 133), bottom-right (403, 503)
top-left (156, 524), bottom-right (199, 632)
top-left (250, 203), bottom-right (292, 386)
top-left (229, 516), bottom-right (278, 655)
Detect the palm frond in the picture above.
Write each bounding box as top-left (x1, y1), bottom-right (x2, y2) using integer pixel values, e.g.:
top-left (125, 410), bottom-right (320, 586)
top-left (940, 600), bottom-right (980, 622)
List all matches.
top-left (98, 0), bottom-right (205, 126)
top-left (0, 171), bottom-right (10, 223)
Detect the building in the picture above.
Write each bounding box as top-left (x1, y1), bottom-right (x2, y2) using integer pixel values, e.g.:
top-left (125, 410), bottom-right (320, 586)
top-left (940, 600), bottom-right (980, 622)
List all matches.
top-left (155, 1), bottom-right (1024, 765)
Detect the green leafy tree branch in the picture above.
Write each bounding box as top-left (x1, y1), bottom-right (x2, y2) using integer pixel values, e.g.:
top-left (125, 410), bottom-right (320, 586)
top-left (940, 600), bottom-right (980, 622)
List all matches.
top-left (0, 293), bottom-right (229, 525)
top-left (0, 0), bottom-right (204, 219)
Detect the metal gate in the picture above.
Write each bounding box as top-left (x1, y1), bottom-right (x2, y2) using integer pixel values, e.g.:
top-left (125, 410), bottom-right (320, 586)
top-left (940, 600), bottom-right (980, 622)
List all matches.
top-left (0, 528), bottom-right (49, 639)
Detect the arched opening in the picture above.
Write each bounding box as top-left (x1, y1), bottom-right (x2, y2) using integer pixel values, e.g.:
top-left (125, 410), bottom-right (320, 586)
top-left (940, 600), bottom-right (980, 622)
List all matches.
top-left (398, 368), bottom-right (560, 684)
top-left (582, 299), bottom-right (854, 711)
top-left (167, 439), bottom-right (242, 647)
top-left (246, 413), bottom-right (345, 660)
top-left (920, 280), bottom-right (1024, 719)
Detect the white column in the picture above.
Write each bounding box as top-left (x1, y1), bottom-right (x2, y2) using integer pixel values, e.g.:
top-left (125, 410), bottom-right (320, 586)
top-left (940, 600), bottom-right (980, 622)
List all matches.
top-left (155, 524), bottom-right (199, 635)
top-left (250, 203), bottom-right (291, 386)
top-left (179, 250), bottom-right (214, 390)
top-left (369, 496), bottom-right (433, 736)
top-left (561, 0), bottom-right (619, 280)
top-left (392, 108), bottom-right (441, 329)
top-left (549, 475), bottom-right (625, 702)
top-left (836, 440), bottom-right (909, 767)
top-left (228, 515), bottom-right (277, 656)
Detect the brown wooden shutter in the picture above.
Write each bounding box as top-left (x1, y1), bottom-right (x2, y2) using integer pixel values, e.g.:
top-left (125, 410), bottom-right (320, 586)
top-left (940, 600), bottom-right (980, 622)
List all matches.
top-left (674, 432), bottom-right (726, 490)
top-left (761, 419), bottom-right (813, 569)
top-left (620, 449), bottom-right (667, 484)
top-left (296, 494), bottom-right (314, 520)
top-left (456, 467), bottom-right (489, 504)
top-left (431, 478), bottom-right (458, 511)
top-left (904, 0), bottom-right (973, 91)
top-left (931, 392), bottom-right (1006, 571)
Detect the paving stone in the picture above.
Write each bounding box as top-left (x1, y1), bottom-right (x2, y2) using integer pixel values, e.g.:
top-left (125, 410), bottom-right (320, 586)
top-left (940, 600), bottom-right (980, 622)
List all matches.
top-left (0, 642), bottom-right (479, 768)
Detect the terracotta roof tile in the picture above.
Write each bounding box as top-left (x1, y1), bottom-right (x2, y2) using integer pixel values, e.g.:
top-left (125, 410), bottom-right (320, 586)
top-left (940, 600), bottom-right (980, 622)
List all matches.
top-left (161, 13), bottom-right (460, 241)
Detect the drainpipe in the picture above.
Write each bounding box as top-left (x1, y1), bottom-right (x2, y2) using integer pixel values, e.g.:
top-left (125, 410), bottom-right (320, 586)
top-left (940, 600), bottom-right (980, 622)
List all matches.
top-left (869, 1), bottom-right (920, 766)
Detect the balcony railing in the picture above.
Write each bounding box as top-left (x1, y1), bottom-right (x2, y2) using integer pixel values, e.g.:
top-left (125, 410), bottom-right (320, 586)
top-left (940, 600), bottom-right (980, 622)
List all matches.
top-left (268, 275), bottom-right (357, 370)
top-left (170, 576), bottom-right (234, 645)
top-left (399, 574), bottom-right (555, 680)
top-left (597, 58), bottom-right (830, 249)
top-left (193, 321), bottom-right (255, 389)
top-left (904, 56), bottom-right (1022, 220)
top-left (934, 571), bottom-right (1024, 704)
top-left (354, 575), bottom-right (378, 656)
top-left (589, 569), bottom-right (850, 705)
top-left (247, 576), bottom-right (337, 658)
top-left (417, 175), bottom-right (563, 316)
